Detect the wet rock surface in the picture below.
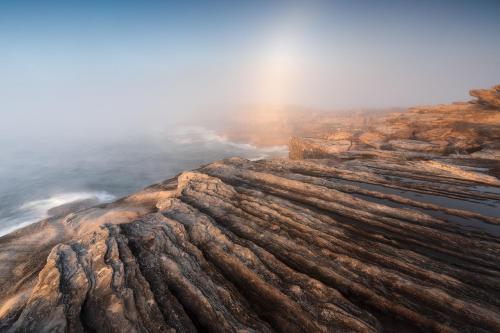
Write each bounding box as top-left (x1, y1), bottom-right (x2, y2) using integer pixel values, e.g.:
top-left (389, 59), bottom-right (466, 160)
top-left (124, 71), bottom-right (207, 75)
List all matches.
top-left (1, 152), bottom-right (499, 333)
top-left (47, 198), bottom-right (102, 218)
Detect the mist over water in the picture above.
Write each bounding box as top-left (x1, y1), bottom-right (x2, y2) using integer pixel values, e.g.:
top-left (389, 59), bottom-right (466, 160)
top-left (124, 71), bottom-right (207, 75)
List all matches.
top-left (0, 127), bottom-right (286, 235)
top-left (1, 0), bottom-right (500, 235)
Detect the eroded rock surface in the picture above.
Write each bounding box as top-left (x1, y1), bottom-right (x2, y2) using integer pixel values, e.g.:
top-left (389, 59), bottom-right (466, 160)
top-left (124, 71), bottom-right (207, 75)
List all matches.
top-left (290, 85), bottom-right (500, 160)
top-left (1, 85), bottom-right (500, 332)
top-left (1, 153), bottom-right (499, 333)
top-left (289, 137), bottom-right (353, 160)
top-left (470, 85), bottom-right (500, 109)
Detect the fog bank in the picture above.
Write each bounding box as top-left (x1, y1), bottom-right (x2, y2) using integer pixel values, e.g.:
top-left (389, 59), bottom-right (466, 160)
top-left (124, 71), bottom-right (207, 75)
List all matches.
top-left (1, 1), bottom-right (500, 144)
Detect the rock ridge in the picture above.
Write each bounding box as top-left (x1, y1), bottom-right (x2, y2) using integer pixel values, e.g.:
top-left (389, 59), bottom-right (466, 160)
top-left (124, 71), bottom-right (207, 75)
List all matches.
top-left (1, 85), bottom-right (500, 332)
top-left (289, 85), bottom-right (500, 160)
top-left (1, 152), bottom-right (499, 332)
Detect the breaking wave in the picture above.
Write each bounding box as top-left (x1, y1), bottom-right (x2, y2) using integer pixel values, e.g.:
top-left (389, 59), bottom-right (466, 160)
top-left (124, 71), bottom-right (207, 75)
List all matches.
top-left (0, 191), bottom-right (115, 236)
top-left (168, 126), bottom-right (288, 157)
top-left (0, 127), bottom-right (287, 237)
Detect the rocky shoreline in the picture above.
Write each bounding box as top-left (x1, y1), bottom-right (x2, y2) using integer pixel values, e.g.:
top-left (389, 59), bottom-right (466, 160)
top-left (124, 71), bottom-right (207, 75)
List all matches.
top-left (1, 86), bottom-right (499, 332)
top-left (289, 85), bottom-right (500, 160)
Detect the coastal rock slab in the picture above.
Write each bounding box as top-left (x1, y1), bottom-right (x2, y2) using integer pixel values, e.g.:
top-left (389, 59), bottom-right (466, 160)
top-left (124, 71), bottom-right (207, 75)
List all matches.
top-left (387, 139), bottom-right (448, 153)
top-left (1, 153), bottom-right (499, 333)
top-left (1, 85), bottom-right (500, 332)
top-left (289, 137), bottom-right (352, 160)
top-left (358, 131), bottom-right (386, 149)
top-left (471, 148), bottom-right (500, 160)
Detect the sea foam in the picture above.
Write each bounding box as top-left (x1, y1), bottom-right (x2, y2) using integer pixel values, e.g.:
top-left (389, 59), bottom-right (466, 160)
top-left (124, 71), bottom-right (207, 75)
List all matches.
top-left (0, 191), bottom-right (115, 236)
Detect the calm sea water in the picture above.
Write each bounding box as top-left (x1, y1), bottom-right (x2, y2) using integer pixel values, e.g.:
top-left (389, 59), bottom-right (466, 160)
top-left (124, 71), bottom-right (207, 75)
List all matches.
top-left (0, 127), bottom-right (287, 236)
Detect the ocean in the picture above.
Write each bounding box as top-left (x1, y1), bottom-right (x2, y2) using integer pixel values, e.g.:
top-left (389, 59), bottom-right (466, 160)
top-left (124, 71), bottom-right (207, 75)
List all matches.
top-left (0, 126), bottom-right (287, 236)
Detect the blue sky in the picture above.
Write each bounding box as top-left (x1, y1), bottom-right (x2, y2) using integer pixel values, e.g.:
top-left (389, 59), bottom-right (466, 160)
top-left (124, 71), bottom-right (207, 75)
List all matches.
top-left (1, 0), bottom-right (500, 139)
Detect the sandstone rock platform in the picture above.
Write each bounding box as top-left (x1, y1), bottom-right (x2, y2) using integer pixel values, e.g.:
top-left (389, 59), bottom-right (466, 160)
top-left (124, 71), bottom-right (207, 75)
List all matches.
top-left (289, 85), bottom-right (500, 160)
top-left (1, 152), bottom-right (499, 332)
top-left (1, 85), bottom-right (500, 332)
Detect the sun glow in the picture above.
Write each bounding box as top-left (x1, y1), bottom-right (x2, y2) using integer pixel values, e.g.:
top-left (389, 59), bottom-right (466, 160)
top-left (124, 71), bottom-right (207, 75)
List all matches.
top-left (253, 42), bottom-right (301, 105)
top-left (250, 8), bottom-right (310, 106)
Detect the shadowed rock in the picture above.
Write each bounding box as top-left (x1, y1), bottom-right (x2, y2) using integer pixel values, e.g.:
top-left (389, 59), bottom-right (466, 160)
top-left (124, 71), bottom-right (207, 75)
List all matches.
top-left (1, 152), bottom-right (499, 332)
top-left (1, 86), bottom-right (500, 332)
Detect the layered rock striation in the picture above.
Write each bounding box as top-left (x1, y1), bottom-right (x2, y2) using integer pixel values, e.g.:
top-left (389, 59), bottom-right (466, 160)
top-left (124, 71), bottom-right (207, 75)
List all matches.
top-left (1, 85), bottom-right (500, 332)
top-left (290, 85), bottom-right (500, 160)
top-left (1, 152), bottom-right (499, 332)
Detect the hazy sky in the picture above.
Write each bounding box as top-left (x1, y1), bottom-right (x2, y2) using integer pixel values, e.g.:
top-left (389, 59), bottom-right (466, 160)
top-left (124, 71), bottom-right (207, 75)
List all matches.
top-left (1, 0), bottom-right (500, 140)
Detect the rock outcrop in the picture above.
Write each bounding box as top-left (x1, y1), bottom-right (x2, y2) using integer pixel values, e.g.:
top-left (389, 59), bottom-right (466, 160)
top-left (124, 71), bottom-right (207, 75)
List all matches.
top-left (290, 85), bottom-right (500, 160)
top-left (1, 85), bottom-right (500, 332)
top-left (1, 152), bottom-right (499, 332)
top-left (289, 137), bottom-right (353, 160)
top-left (219, 106), bottom-right (400, 146)
top-left (470, 85), bottom-right (500, 109)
